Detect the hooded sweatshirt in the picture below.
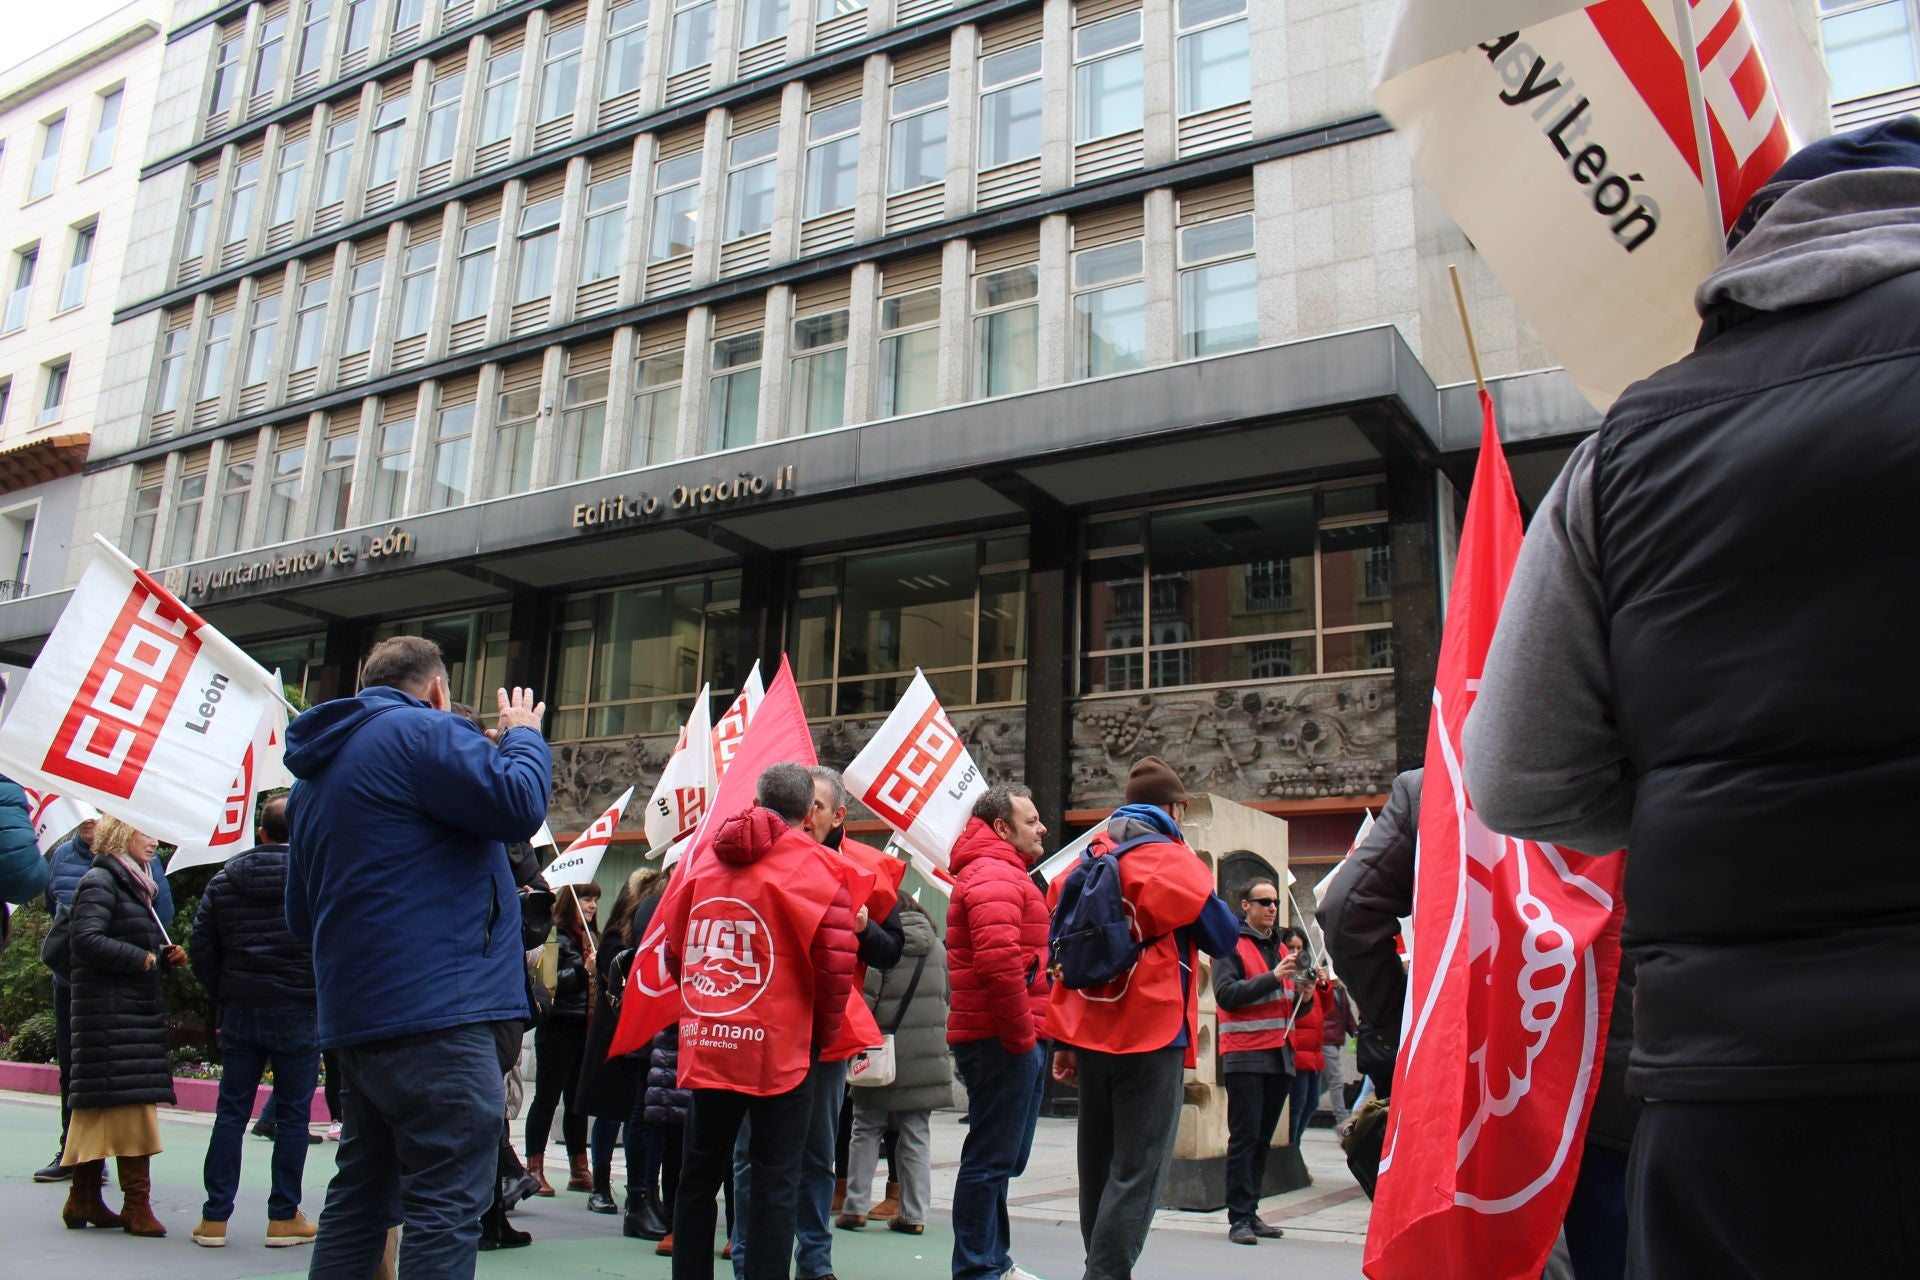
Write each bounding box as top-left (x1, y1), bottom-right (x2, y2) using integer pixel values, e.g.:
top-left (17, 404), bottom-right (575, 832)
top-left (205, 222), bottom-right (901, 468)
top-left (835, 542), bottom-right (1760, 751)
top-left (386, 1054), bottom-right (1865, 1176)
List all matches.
top-left (283, 684), bottom-right (551, 1048)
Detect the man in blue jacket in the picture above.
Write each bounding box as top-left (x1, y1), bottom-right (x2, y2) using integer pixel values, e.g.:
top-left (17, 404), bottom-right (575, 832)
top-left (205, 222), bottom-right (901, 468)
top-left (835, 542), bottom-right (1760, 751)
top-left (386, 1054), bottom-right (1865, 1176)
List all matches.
top-left (285, 635), bottom-right (550, 1280)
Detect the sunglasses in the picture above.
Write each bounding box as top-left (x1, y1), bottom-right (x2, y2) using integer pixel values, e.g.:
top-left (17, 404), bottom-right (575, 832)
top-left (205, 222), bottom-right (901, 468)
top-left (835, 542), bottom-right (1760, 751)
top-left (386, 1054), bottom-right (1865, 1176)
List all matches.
top-left (1247, 897), bottom-right (1279, 907)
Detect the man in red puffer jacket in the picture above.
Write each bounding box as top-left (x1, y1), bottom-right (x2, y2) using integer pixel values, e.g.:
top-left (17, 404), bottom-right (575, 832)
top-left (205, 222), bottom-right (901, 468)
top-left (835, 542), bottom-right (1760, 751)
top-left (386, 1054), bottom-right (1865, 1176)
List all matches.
top-left (945, 784), bottom-right (1051, 1280)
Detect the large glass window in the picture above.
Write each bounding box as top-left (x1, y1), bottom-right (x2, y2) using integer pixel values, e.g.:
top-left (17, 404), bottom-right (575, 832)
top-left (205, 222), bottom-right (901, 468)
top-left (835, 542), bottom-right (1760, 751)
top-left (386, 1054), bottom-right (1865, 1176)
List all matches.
top-left (129, 482), bottom-right (162, 566)
top-left (421, 72), bottom-right (464, 166)
top-left (85, 88), bottom-right (123, 174)
top-left (167, 470), bottom-right (205, 564)
top-left (723, 125), bottom-right (779, 239)
top-left (296, 0), bottom-right (331, 77)
top-left (740, 0), bottom-right (789, 47)
top-left (270, 135), bottom-right (308, 225)
top-left (341, 260), bottom-right (383, 354)
top-left (263, 431), bottom-right (304, 542)
top-left (630, 353), bottom-right (682, 466)
top-left (367, 93), bottom-right (409, 185)
top-left (198, 311), bottom-right (235, 400)
top-left (212, 456), bottom-right (253, 555)
top-left (1179, 214), bottom-right (1258, 358)
top-left (225, 157), bottom-right (263, 245)
top-left (183, 178), bottom-right (216, 256)
top-left (972, 263), bottom-right (1038, 397)
top-left (1073, 239), bottom-right (1146, 377)
top-left (580, 177), bottom-right (628, 283)
top-left (209, 37), bottom-right (243, 116)
top-left (602, 2), bottom-right (649, 98)
top-left (788, 309), bottom-right (848, 434)
top-left (156, 326), bottom-right (189, 410)
top-left (342, 0), bottom-right (375, 56)
top-left (707, 331), bottom-right (762, 451)
top-left (538, 24), bottom-right (584, 123)
top-left (292, 276), bottom-right (330, 369)
top-left (804, 100), bottom-right (861, 217)
top-left (57, 225), bottom-right (95, 312)
top-left (556, 368), bottom-right (607, 482)
top-left (313, 432), bottom-right (356, 532)
top-left (397, 240), bottom-right (437, 336)
top-left (243, 294), bottom-right (280, 385)
top-left (37, 360), bottom-right (68, 427)
top-left (480, 48), bottom-right (522, 143)
top-left (551, 576), bottom-right (745, 739)
top-left (789, 535), bottom-right (1029, 716)
top-left (392, 0), bottom-right (424, 31)
top-left (1821, 0), bottom-right (1920, 99)
top-left (1081, 483), bottom-right (1392, 693)
top-left (492, 385), bottom-right (538, 494)
top-left (427, 400), bottom-right (475, 509)
top-left (318, 118), bottom-right (356, 204)
top-left (1177, 0), bottom-right (1250, 116)
top-left (1074, 12), bottom-right (1144, 141)
top-left (370, 415), bottom-right (413, 519)
top-left (513, 196), bottom-right (562, 302)
top-left (29, 116), bottom-right (64, 201)
top-left (888, 72), bottom-right (947, 193)
top-left (371, 609), bottom-right (513, 720)
top-left (878, 286), bottom-right (939, 417)
top-left (978, 44), bottom-right (1043, 168)
top-left (649, 152), bottom-right (702, 260)
top-left (454, 216), bottom-right (498, 319)
top-left (252, 11), bottom-right (288, 100)
top-left (670, 0), bottom-right (718, 72)
top-left (3, 248), bottom-right (34, 333)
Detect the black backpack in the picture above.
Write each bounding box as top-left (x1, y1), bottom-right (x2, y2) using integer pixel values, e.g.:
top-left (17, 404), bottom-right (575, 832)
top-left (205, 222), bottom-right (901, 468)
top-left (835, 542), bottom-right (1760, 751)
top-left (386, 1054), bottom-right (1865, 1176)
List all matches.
top-left (1047, 833), bottom-right (1163, 990)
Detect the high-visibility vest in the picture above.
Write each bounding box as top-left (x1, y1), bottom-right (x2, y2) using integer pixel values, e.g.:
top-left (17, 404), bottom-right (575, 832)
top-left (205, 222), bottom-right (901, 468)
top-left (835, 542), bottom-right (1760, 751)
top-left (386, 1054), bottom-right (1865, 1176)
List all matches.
top-left (1217, 936), bottom-right (1295, 1054)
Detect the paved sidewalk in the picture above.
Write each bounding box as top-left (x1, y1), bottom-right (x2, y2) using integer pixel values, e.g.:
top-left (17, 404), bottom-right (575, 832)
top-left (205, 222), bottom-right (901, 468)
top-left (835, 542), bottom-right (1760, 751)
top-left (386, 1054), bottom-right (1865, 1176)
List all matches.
top-left (0, 1090), bottom-right (1371, 1279)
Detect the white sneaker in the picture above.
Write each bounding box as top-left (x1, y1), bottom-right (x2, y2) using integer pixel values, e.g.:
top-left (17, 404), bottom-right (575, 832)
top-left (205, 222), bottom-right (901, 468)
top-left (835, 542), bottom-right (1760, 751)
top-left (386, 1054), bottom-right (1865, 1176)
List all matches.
top-left (325, 1123), bottom-right (343, 1141)
top-left (1004, 1267), bottom-right (1049, 1280)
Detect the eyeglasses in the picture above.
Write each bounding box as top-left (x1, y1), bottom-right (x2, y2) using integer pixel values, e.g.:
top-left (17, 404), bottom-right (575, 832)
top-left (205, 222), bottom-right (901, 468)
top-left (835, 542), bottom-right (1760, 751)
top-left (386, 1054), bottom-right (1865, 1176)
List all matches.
top-left (1247, 897), bottom-right (1278, 907)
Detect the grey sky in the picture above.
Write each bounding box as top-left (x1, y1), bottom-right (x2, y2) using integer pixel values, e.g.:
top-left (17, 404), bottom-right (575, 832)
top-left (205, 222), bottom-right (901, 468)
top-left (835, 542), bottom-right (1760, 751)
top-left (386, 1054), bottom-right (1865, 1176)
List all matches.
top-left (3, 0), bottom-right (150, 87)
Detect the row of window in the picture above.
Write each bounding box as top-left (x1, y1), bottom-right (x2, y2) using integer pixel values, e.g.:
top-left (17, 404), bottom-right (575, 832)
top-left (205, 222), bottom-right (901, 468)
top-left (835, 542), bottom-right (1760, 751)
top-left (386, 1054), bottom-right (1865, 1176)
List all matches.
top-left (135, 189), bottom-right (1259, 564)
top-left (3, 84), bottom-right (124, 209)
top-left (171, 0), bottom-right (1253, 294)
top-left (240, 482), bottom-right (1391, 739)
top-left (0, 360), bottom-right (72, 436)
top-left (3, 223), bottom-right (99, 336)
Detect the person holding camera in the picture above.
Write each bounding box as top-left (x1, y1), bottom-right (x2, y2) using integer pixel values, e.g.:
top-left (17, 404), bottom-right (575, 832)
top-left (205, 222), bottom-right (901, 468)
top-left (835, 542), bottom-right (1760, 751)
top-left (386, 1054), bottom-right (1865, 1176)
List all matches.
top-left (1277, 926), bottom-right (1335, 1147)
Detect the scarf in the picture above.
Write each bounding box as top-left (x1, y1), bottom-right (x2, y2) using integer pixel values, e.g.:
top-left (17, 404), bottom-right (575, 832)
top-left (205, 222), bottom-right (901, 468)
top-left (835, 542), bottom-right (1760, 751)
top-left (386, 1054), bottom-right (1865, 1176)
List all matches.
top-left (110, 852), bottom-right (158, 906)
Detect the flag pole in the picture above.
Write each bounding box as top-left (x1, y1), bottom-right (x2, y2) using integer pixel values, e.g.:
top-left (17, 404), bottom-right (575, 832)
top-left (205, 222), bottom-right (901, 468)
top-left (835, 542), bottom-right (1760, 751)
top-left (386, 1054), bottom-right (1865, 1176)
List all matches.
top-left (1447, 263), bottom-right (1488, 395)
top-left (1671, 0), bottom-right (1727, 263)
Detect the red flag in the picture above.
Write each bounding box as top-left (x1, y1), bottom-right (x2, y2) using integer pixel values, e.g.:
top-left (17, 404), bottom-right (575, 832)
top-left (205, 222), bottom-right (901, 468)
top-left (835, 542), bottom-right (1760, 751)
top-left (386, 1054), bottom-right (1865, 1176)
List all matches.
top-left (1365, 393), bottom-right (1627, 1280)
top-left (609, 658), bottom-right (881, 1059)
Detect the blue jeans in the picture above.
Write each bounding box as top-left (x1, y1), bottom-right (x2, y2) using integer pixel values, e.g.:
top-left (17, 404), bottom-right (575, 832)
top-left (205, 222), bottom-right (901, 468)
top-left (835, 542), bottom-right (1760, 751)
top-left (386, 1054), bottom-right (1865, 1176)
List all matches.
top-left (308, 1022), bottom-right (506, 1280)
top-left (1564, 1142), bottom-right (1629, 1280)
top-left (951, 1040), bottom-right (1047, 1280)
top-left (1287, 1065), bottom-right (1324, 1145)
top-left (590, 1116), bottom-right (622, 1171)
top-left (202, 1005), bottom-right (320, 1222)
top-left (731, 1057), bottom-right (845, 1279)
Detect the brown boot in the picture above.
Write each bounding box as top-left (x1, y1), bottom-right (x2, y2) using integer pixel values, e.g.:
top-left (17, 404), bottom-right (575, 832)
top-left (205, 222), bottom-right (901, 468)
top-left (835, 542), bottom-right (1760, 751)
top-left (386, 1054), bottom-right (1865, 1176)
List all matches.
top-left (830, 1177), bottom-right (847, 1213)
top-left (870, 1180), bottom-right (902, 1220)
top-left (61, 1160), bottom-right (124, 1230)
top-left (654, 1231), bottom-right (674, 1257)
top-left (527, 1155), bottom-right (556, 1197)
top-left (116, 1156), bottom-right (167, 1237)
top-left (566, 1151), bottom-right (592, 1192)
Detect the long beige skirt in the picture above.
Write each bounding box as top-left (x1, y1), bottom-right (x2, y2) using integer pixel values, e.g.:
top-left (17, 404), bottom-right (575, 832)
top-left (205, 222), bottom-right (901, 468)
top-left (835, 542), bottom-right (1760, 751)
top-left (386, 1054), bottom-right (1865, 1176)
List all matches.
top-left (62, 1104), bottom-right (162, 1164)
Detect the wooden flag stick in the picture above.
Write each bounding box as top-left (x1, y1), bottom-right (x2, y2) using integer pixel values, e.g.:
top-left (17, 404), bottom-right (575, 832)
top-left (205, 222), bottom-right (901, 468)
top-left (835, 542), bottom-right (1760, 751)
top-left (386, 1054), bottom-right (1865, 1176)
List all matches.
top-left (1448, 263), bottom-right (1489, 395)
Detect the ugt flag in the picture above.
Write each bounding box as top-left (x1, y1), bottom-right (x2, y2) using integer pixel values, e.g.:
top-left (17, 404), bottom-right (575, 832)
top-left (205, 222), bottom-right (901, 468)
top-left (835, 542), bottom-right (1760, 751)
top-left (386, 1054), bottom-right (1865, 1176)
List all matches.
top-left (547, 786), bottom-right (636, 888)
top-left (609, 658), bottom-right (880, 1059)
top-left (1374, 0), bottom-right (1827, 408)
top-left (19, 787), bottom-right (100, 854)
top-left (843, 670), bottom-right (987, 870)
top-left (0, 540), bottom-right (286, 849)
top-left (1365, 396), bottom-right (1627, 1280)
top-left (644, 685), bottom-right (712, 861)
top-left (168, 700), bottom-right (293, 875)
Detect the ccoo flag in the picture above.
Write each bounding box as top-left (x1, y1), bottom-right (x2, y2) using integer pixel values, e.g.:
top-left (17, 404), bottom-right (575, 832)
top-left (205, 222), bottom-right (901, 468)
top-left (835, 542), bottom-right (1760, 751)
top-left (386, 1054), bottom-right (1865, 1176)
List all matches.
top-left (644, 685), bottom-right (713, 861)
top-left (709, 661), bottom-right (766, 785)
top-left (19, 787), bottom-right (100, 855)
top-left (1373, 0), bottom-right (1827, 408)
top-left (547, 786), bottom-right (636, 888)
top-left (168, 699), bottom-right (293, 875)
top-left (0, 539), bottom-right (287, 849)
top-left (843, 671), bottom-right (987, 870)
top-left (1364, 394), bottom-right (1627, 1280)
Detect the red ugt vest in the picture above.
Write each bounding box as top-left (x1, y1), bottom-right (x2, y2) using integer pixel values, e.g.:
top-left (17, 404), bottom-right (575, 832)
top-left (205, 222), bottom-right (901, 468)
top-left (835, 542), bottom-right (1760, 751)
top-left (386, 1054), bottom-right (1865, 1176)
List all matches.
top-left (1217, 937), bottom-right (1296, 1055)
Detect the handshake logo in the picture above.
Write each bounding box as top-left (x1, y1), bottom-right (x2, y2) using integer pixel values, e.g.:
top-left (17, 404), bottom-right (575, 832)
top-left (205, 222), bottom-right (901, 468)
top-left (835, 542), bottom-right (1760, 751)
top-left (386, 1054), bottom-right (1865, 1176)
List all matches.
top-left (683, 900), bottom-right (773, 1017)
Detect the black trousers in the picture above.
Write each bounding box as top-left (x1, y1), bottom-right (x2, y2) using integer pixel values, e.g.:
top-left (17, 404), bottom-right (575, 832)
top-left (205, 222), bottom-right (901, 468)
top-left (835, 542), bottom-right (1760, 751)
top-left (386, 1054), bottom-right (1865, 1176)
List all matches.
top-left (673, 1083), bottom-right (811, 1280)
top-left (1628, 1097), bottom-right (1920, 1278)
top-left (1075, 1047), bottom-right (1186, 1280)
top-left (53, 980), bottom-right (72, 1142)
top-left (525, 1019), bottom-right (587, 1158)
top-left (1223, 1070), bottom-right (1291, 1225)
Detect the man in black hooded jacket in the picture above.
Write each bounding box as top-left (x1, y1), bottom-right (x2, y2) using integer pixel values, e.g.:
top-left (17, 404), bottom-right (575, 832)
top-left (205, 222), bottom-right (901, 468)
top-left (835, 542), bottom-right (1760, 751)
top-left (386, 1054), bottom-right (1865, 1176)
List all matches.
top-left (1465, 118), bottom-right (1920, 1278)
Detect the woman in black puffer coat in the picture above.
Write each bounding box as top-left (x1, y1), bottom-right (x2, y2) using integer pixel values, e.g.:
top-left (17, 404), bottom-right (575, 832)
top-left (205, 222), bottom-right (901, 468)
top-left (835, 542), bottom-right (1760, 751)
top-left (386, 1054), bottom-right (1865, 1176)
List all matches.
top-left (578, 868), bottom-right (661, 1215)
top-left (61, 817), bottom-right (186, 1239)
top-left (524, 881), bottom-right (600, 1196)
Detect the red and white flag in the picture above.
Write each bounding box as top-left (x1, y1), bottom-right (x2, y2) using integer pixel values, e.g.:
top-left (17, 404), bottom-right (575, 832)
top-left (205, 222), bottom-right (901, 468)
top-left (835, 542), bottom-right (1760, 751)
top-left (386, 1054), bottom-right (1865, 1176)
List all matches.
top-left (0, 539), bottom-right (286, 849)
top-left (610, 658), bottom-right (879, 1058)
top-left (843, 671), bottom-right (986, 871)
top-left (169, 699), bottom-right (293, 875)
top-left (644, 685), bottom-right (713, 862)
top-left (1035, 824), bottom-right (1101, 887)
top-left (19, 787), bottom-right (100, 855)
top-left (709, 661), bottom-right (765, 784)
top-left (1316, 810), bottom-right (1378, 908)
top-left (1365, 395), bottom-right (1627, 1280)
top-left (1374, 0), bottom-right (1827, 408)
top-left (546, 786), bottom-right (636, 888)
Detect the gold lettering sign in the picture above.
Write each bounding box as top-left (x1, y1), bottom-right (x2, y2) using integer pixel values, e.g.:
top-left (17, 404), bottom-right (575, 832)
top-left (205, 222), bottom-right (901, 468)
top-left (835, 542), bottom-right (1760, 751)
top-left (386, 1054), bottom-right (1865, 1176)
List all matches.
top-left (572, 465), bottom-right (797, 531)
top-left (187, 526), bottom-right (418, 601)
